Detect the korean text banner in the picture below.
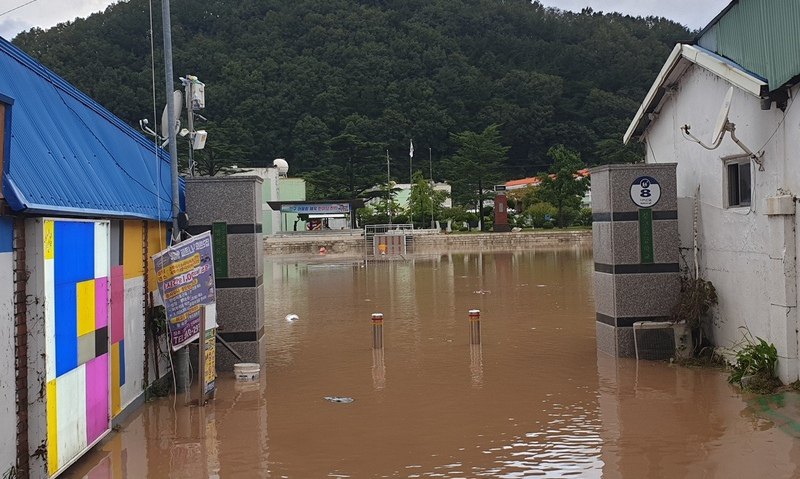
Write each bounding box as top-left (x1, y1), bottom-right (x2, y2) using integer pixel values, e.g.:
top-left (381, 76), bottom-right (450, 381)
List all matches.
top-left (152, 231), bottom-right (216, 350)
top-left (280, 203), bottom-right (350, 214)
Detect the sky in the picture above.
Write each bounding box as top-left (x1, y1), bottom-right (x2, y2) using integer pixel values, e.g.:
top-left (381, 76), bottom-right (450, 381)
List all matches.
top-left (0, 0), bottom-right (733, 40)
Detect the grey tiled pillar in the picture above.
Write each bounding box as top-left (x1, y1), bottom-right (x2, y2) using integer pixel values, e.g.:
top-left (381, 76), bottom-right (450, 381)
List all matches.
top-left (185, 176), bottom-right (264, 370)
top-left (590, 164), bottom-right (680, 357)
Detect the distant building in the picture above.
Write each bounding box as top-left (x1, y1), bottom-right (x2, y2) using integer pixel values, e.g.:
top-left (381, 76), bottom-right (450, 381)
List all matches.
top-left (505, 169), bottom-right (591, 207)
top-left (367, 182), bottom-right (452, 212)
top-left (230, 163), bottom-right (307, 234)
top-left (392, 182), bottom-right (452, 210)
top-left (505, 176), bottom-right (541, 191)
top-left (624, 0), bottom-right (800, 381)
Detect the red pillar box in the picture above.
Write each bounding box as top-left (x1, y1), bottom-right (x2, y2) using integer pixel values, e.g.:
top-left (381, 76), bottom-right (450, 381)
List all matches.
top-left (493, 185), bottom-right (510, 232)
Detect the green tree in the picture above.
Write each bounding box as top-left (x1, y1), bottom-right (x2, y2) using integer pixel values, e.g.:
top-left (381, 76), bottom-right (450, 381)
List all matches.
top-left (443, 124), bottom-right (509, 230)
top-left (11, 0), bottom-right (691, 178)
top-left (536, 145), bottom-right (589, 228)
top-left (188, 119), bottom-right (254, 177)
top-left (290, 115), bottom-right (331, 171)
top-left (331, 133), bottom-right (383, 199)
top-left (305, 133), bottom-right (384, 200)
top-left (372, 181), bottom-right (403, 221)
top-left (407, 171), bottom-right (449, 227)
top-left (526, 202), bottom-right (558, 228)
top-left (595, 138), bottom-right (644, 164)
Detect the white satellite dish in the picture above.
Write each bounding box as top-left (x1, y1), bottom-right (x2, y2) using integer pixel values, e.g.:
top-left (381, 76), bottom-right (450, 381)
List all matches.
top-left (711, 86), bottom-right (734, 145)
top-left (160, 90), bottom-right (184, 140)
top-left (273, 158), bottom-right (289, 176)
top-left (680, 85), bottom-right (765, 170)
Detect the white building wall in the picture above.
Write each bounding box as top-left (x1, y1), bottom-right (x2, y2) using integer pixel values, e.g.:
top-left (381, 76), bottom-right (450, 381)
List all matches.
top-left (121, 277), bottom-right (146, 412)
top-left (0, 218), bottom-right (15, 477)
top-left (643, 65), bottom-right (800, 380)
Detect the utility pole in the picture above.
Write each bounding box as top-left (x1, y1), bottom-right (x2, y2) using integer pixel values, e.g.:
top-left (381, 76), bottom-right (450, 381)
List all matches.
top-left (386, 150), bottom-right (392, 225)
top-left (184, 77), bottom-right (195, 177)
top-left (162, 0), bottom-right (180, 243)
top-left (429, 147), bottom-right (434, 229)
top-left (409, 138), bottom-right (414, 185)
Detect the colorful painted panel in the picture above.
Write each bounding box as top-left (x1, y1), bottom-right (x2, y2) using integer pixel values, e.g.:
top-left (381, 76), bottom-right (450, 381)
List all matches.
top-left (123, 221), bottom-right (144, 279)
top-left (44, 219), bottom-right (111, 476)
top-left (109, 266), bottom-right (125, 416)
top-left (146, 221), bottom-right (167, 294)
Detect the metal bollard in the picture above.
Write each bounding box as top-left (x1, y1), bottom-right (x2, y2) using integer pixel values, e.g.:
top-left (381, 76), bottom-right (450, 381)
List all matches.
top-left (470, 343), bottom-right (483, 388)
top-left (469, 309), bottom-right (481, 345)
top-left (372, 347), bottom-right (386, 390)
top-left (372, 313), bottom-right (384, 349)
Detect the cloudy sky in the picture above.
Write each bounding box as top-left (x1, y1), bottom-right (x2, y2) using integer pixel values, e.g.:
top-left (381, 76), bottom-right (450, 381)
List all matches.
top-left (0, 0), bottom-right (732, 40)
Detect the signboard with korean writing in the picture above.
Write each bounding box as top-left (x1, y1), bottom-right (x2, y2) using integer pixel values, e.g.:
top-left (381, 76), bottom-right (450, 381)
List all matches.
top-left (280, 203), bottom-right (351, 214)
top-left (152, 231), bottom-right (217, 351)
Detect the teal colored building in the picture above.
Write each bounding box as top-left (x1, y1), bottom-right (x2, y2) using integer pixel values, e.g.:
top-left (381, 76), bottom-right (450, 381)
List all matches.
top-left (231, 167), bottom-right (306, 235)
top-left (277, 178), bottom-right (307, 232)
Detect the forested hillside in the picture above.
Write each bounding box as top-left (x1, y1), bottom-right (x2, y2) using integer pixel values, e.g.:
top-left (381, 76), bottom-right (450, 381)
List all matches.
top-left (13, 0), bottom-right (690, 198)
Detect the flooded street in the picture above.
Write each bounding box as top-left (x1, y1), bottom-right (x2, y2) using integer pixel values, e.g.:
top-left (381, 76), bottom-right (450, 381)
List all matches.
top-left (64, 248), bottom-right (800, 478)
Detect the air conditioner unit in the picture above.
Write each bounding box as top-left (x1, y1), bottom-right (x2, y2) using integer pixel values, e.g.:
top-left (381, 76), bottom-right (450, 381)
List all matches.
top-left (633, 321), bottom-right (692, 361)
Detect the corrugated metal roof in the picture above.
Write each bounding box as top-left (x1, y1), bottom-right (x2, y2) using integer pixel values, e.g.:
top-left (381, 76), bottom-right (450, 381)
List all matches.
top-left (0, 37), bottom-right (176, 220)
top-left (697, 0), bottom-right (800, 92)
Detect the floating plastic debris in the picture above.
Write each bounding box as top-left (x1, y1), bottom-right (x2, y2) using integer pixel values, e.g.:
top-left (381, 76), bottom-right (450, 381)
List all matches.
top-left (473, 290), bottom-right (491, 295)
top-left (285, 314), bottom-right (299, 322)
top-left (324, 396), bottom-right (354, 404)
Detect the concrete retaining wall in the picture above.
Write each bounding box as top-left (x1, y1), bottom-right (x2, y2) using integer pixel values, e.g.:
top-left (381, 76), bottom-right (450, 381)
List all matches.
top-left (264, 230), bottom-right (591, 256)
top-left (265, 234), bottom-right (366, 255)
top-left (412, 231), bottom-right (591, 252)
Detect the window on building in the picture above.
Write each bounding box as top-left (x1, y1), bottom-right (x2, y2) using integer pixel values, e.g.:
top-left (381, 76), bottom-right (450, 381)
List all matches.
top-left (724, 157), bottom-right (751, 208)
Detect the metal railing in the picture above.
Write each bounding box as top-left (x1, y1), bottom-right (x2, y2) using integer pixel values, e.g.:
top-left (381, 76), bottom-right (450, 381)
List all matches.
top-left (364, 224), bottom-right (414, 257)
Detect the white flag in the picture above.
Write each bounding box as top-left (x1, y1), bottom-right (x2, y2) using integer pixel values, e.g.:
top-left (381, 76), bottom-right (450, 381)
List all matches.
top-left (409, 139), bottom-right (414, 158)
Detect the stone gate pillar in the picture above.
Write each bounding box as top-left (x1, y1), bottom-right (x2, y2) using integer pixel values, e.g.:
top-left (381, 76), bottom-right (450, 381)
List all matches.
top-left (185, 176), bottom-right (264, 370)
top-left (590, 164), bottom-right (680, 357)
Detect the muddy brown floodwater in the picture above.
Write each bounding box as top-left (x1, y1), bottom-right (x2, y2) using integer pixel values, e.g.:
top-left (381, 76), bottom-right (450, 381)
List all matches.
top-left (64, 248), bottom-right (800, 478)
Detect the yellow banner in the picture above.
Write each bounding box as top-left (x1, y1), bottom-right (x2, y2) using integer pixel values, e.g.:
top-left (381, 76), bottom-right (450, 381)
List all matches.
top-left (169, 304), bottom-right (202, 324)
top-left (164, 280), bottom-right (198, 300)
top-left (156, 253), bottom-right (201, 283)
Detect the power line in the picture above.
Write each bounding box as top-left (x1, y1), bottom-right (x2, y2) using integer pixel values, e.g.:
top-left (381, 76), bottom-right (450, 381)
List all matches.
top-left (0, 0), bottom-right (40, 18)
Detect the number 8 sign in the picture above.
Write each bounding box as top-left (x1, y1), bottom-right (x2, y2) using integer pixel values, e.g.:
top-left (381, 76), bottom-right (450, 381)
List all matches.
top-left (630, 176), bottom-right (661, 208)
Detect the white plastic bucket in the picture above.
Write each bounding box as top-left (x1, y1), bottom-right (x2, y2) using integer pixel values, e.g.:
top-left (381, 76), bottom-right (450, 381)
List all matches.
top-left (234, 363), bottom-right (260, 382)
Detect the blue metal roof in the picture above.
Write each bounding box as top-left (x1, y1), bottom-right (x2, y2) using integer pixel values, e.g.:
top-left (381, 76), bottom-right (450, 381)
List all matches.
top-left (0, 37), bottom-right (177, 220)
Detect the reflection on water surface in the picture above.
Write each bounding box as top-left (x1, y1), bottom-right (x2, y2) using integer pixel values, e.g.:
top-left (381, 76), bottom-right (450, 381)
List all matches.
top-left (64, 249), bottom-right (800, 478)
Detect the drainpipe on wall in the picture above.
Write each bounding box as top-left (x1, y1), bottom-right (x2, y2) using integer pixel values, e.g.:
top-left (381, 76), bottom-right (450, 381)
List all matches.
top-left (764, 194), bottom-right (799, 383)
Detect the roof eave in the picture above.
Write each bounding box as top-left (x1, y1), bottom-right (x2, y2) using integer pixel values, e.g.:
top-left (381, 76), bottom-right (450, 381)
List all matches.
top-left (3, 175), bottom-right (170, 221)
top-left (10, 203), bottom-right (167, 221)
top-left (623, 44), bottom-right (768, 145)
